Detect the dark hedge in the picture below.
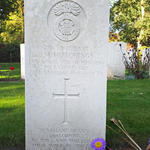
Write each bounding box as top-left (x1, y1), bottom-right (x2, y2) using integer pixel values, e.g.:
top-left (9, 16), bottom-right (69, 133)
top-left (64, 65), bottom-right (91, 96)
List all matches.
top-left (0, 43), bottom-right (20, 63)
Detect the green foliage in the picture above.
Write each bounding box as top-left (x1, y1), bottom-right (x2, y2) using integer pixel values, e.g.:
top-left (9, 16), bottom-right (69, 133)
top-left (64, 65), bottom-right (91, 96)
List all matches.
top-left (0, 0), bottom-right (24, 44)
top-left (110, 0), bottom-right (150, 47)
top-left (0, 0), bottom-right (17, 20)
top-left (0, 12), bottom-right (24, 44)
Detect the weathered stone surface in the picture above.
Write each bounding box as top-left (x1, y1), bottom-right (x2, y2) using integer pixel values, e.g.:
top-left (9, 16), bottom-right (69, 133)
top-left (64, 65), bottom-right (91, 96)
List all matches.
top-left (25, 0), bottom-right (109, 149)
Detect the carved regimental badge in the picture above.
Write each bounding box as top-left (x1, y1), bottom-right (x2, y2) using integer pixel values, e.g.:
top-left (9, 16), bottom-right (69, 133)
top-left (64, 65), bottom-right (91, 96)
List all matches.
top-left (48, 1), bottom-right (86, 42)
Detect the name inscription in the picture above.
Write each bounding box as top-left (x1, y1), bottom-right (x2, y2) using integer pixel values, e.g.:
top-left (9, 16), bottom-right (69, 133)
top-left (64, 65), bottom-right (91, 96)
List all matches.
top-left (30, 46), bottom-right (104, 75)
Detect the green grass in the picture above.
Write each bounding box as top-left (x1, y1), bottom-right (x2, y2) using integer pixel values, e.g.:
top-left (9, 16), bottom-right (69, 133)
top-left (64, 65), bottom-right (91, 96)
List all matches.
top-left (0, 79), bottom-right (150, 149)
top-left (0, 81), bottom-right (25, 149)
top-left (0, 63), bottom-right (21, 80)
top-left (106, 79), bottom-right (150, 149)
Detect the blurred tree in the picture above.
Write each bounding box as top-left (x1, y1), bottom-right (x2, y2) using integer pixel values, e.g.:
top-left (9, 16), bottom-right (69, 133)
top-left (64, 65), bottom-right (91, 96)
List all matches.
top-left (0, 0), bottom-right (24, 44)
top-left (0, 0), bottom-right (17, 20)
top-left (110, 0), bottom-right (150, 47)
top-left (138, 0), bottom-right (150, 47)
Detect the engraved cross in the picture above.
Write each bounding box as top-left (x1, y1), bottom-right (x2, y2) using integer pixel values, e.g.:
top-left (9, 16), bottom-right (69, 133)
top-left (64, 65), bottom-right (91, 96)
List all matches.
top-left (53, 78), bottom-right (80, 124)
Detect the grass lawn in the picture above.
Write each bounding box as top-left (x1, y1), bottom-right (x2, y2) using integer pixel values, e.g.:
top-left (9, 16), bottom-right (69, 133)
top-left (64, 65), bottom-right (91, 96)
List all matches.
top-left (0, 63), bottom-right (21, 81)
top-left (0, 81), bottom-right (25, 149)
top-left (0, 79), bottom-right (150, 149)
top-left (107, 79), bottom-right (150, 149)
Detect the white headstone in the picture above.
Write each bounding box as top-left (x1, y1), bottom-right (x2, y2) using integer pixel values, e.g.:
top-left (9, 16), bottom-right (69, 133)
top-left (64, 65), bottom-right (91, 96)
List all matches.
top-left (107, 42), bottom-right (126, 79)
top-left (141, 48), bottom-right (150, 76)
top-left (20, 43), bottom-right (25, 79)
top-left (25, 0), bottom-right (109, 150)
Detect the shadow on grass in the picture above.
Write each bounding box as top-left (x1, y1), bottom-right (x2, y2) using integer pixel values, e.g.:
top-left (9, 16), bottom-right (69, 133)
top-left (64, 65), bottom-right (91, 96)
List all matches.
top-left (0, 107), bottom-right (18, 113)
top-left (0, 109), bottom-right (25, 149)
top-left (2, 146), bottom-right (25, 150)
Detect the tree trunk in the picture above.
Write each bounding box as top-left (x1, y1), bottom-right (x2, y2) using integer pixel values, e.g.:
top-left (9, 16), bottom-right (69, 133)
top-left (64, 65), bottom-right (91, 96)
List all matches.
top-left (137, 0), bottom-right (144, 48)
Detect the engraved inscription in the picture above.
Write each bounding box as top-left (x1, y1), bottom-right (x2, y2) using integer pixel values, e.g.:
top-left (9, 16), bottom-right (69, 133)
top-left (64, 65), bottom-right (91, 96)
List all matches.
top-left (48, 1), bottom-right (85, 42)
top-left (30, 46), bottom-right (105, 75)
top-left (30, 127), bottom-right (94, 150)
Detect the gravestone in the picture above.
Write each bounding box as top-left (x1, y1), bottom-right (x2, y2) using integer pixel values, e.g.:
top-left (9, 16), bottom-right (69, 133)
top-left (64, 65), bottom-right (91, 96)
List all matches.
top-left (25, 0), bottom-right (109, 150)
top-left (141, 48), bottom-right (150, 77)
top-left (107, 42), bottom-right (126, 79)
top-left (20, 43), bottom-right (25, 79)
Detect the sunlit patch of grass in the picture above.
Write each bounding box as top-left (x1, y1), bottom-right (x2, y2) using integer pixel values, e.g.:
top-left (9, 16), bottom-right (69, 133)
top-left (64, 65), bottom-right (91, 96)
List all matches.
top-left (0, 70), bottom-right (9, 72)
top-left (107, 79), bottom-right (150, 149)
top-left (0, 81), bottom-right (25, 149)
top-left (0, 63), bottom-right (21, 80)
